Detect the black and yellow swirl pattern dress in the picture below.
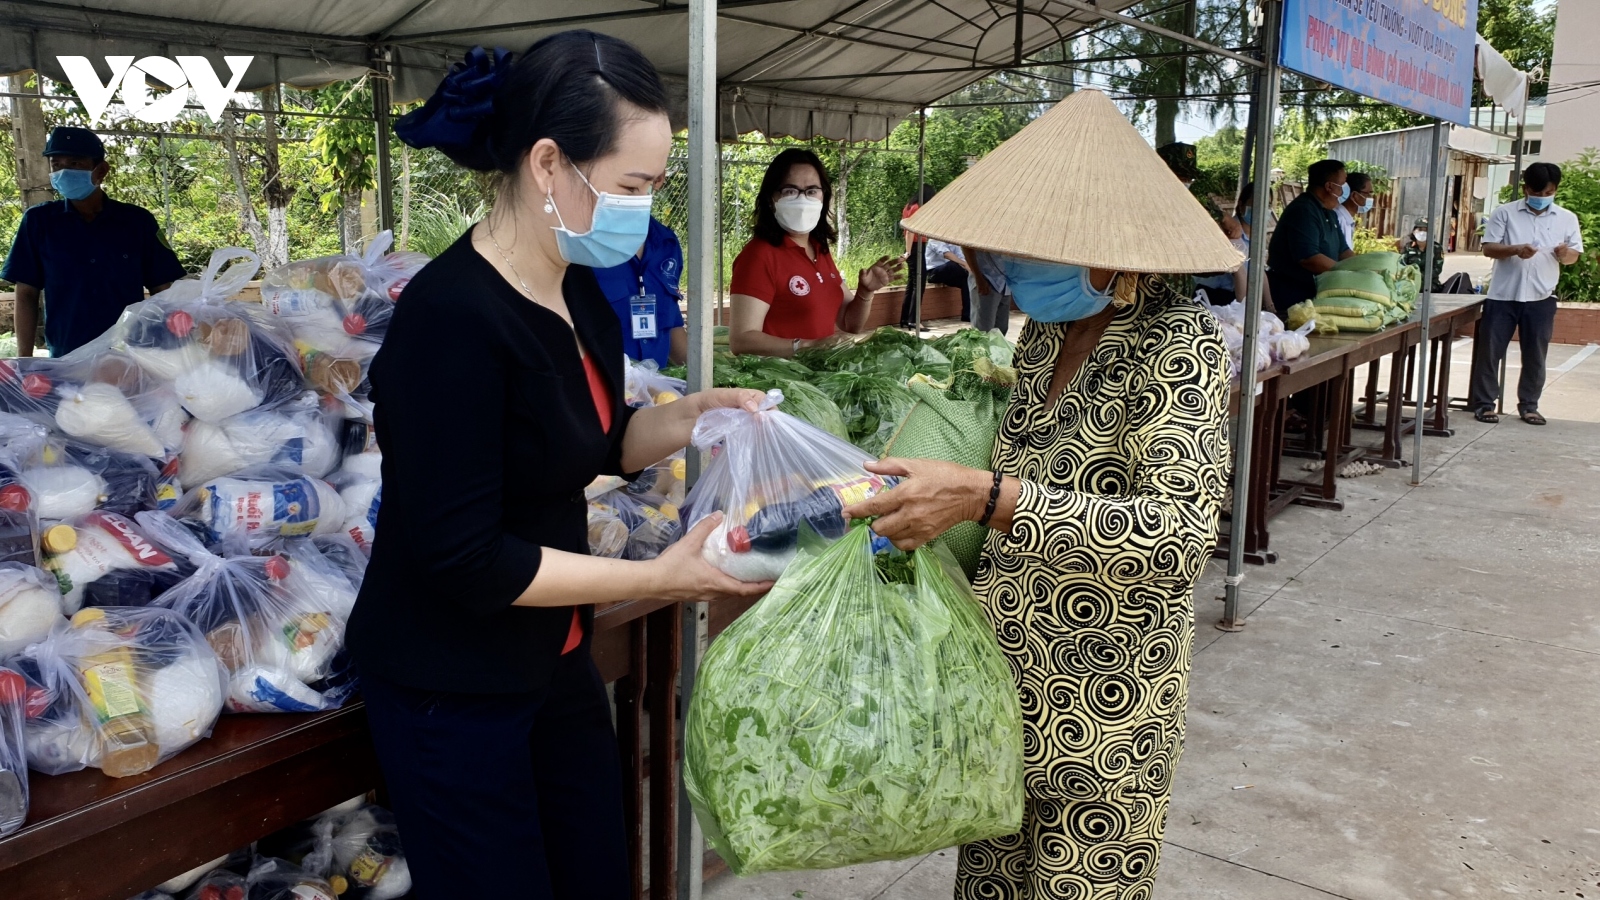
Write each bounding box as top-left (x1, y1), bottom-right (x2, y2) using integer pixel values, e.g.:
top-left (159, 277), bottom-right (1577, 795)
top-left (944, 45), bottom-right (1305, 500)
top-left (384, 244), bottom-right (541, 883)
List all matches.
top-left (957, 273), bottom-right (1231, 899)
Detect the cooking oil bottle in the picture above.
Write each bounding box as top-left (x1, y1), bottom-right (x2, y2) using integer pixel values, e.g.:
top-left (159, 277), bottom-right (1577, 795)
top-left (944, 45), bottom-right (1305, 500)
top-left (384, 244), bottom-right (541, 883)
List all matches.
top-left (69, 608), bottom-right (160, 777)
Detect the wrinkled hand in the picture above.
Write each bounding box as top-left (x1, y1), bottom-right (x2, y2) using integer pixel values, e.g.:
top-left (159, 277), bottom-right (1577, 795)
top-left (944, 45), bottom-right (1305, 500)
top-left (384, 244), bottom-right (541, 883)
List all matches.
top-left (1516, 244), bottom-right (1539, 260)
top-left (691, 388), bottom-right (766, 416)
top-left (858, 255), bottom-right (906, 294)
top-left (649, 513), bottom-right (773, 602)
top-left (843, 457), bottom-right (988, 550)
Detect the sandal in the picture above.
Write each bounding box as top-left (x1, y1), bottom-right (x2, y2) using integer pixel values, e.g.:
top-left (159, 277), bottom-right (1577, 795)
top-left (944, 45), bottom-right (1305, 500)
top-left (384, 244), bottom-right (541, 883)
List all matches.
top-left (1474, 410), bottom-right (1499, 424)
top-left (1520, 411), bottom-right (1547, 426)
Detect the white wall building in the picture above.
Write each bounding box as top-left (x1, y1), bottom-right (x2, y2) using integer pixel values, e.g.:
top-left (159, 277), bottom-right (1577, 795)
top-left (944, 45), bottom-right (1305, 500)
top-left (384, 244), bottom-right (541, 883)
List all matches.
top-left (1541, 0), bottom-right (1600, 164)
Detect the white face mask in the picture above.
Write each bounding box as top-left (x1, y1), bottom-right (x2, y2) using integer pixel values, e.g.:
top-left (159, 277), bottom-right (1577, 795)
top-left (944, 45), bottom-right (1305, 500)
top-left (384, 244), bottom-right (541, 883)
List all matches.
top-left (774, 197), bottom-right (823, 235)
top-left (1413, 231), bottom-right (1428, 244)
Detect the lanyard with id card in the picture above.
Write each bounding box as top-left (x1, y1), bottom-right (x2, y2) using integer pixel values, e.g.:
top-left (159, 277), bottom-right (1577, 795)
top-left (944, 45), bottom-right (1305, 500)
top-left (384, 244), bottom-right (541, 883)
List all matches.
top-left (630, 285), bottom-right (658, 340)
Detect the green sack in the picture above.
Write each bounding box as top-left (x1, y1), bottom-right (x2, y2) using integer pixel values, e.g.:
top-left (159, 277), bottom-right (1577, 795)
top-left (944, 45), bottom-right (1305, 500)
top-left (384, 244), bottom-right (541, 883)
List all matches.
top-left (1311, 295), bottom-right (1386, 317)
top-left (685, 526), bottom-right (1025, 876)
top-left (1316, 269), bottom-right (1394, 307)
top-left (1333, 251), bottom-right (1402, 286)
top-left (881, 377), bottom-right (1007, 578)
top-left (1317, 310), bottom-right (1387, 332)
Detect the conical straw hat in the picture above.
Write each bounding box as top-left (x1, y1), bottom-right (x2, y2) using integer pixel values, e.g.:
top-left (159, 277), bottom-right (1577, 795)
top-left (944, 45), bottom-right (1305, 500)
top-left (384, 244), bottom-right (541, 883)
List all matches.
top-left (903, 90), bottom-right (1244, 274)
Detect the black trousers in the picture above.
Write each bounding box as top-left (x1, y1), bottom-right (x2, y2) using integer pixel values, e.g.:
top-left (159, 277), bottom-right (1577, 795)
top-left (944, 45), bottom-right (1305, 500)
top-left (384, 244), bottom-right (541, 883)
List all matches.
top-left (1469, 296), bottom-right (1558, 414)
top-left (360, 649), bottom-right (630, 900)
top-left (927, 260), bottom-right (972, 321)
top-left (901, 243), bottom-right (928, 325)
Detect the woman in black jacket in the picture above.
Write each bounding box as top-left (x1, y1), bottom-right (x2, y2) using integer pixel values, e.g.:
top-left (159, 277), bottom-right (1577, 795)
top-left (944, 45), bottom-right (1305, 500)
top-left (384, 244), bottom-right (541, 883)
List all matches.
top-left (346, 33), bottom-right (767, 899)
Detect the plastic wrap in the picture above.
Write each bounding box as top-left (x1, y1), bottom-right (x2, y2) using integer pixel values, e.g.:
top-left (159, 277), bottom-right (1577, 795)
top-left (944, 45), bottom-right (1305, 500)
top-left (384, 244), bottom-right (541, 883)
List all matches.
top-left (1272, 320), bottom-right (1316, 363)
top-left (326, 423), bottom-right (381, 554)
top-left (0, 666), bottom-right (26, 835)
top-left (0, 563), bottom-right (58, 658)
top-left (589, 486), bottom-right (682, 562)
top-left (179, 398), bottom-right (342, 487)
top-left (39, 511), bottom-right (191, 615)
top-left (19, 439), bottom-right (161, 522)
top-left (684, 526), bottom-right (1023, 874)
top-left (139, 513), bottom-right (351, 714)
top-left (172, 469), bottom-right (346, 547)
top-left (682, 391), bottom-right (893, 582)
top-left (19, 606), bottom-right (224, 777)
top-left (267, 803), bottom-right (412, 900)
top-left (188, 869), bottom-right (248, 900)
top-left (622, 357), bottom-right (686, 408)
top-left (244, 857), bottom-right (340, 900)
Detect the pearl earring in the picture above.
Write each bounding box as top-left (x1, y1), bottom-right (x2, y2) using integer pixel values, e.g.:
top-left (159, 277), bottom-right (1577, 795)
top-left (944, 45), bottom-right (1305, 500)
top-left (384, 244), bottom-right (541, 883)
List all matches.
top-left (544, 196), bottom-right (555, 214)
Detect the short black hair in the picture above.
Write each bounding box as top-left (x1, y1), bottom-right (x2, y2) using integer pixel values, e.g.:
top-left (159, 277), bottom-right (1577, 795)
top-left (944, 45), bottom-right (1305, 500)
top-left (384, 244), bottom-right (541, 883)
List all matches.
top-left (753, 148), bottom-right (837, 249)
top-left (1307, 159), bottom-right (1346, 187)
top-left (1237, 180), bottom-right (1255, 209)
top-left (1524, 162), bottom-right (1562, 192)
top-left (1347, 171), bottom-right (1372, 193)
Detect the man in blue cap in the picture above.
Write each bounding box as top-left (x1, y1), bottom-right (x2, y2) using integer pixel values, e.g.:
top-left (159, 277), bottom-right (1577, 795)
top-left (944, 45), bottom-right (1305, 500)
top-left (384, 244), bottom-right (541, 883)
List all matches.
top-left (592, 215), bottom-right (687, 367)
top-left (2, 126), bottom-right (186, 357)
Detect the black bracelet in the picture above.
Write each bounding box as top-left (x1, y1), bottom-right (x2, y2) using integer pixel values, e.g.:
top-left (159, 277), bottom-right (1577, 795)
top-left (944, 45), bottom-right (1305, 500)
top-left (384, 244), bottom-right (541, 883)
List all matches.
top-left (978, 469), bottom-right (1004, 527)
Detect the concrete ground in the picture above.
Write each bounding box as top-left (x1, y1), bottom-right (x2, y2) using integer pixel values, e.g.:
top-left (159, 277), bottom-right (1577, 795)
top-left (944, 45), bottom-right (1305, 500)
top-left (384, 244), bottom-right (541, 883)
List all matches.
top-left (705, 336), bottom-right (1600, 899)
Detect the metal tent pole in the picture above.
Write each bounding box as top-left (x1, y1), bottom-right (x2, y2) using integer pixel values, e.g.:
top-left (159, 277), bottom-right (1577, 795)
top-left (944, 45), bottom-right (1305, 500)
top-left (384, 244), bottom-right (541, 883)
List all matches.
top-left (1497, 120), bottom-right (1525, 414)
top-left (1411, 120), bottom-right (1446, 485)
top-left (679, 2), bottom-right (716, 898)
top-left (371, 46), bottom-right (396, 233)
top-left (913, 106), bottom-right (927, 330)
top-left (1219, 0), bottom-right (1280, 632)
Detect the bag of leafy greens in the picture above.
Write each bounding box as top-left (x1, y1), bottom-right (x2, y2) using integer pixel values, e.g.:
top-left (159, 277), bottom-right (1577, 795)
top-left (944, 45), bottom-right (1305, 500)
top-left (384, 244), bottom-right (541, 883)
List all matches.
top-left (685, 524), bottom-right (1023, 875)
top-left (812, 371), bottom-right (915, 457)
top-left (881, 357), bottom-right (1018, 578)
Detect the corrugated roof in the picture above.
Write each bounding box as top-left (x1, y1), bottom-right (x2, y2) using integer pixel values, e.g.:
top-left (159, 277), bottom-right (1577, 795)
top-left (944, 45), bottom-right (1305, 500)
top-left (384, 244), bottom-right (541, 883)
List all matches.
top-left (0, 0), bottom-right (1140, 140)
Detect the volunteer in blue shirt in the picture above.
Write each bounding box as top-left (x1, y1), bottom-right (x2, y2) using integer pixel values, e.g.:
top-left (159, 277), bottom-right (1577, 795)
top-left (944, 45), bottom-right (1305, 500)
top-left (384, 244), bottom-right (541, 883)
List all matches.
top-left (2, 127), bottom-right (186, 357)
top-left (592, 214), bottom-right (687, 366)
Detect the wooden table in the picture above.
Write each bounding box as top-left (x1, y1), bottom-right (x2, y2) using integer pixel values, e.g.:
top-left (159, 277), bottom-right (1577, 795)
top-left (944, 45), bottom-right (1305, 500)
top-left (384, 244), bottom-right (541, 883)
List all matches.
top-left (0, 598), bottom-right (722, 900)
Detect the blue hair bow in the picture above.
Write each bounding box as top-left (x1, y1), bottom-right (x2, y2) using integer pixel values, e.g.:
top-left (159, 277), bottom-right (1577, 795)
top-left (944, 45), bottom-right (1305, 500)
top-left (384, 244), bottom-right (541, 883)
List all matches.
top-left (394, 46), bottom-right (513, 152)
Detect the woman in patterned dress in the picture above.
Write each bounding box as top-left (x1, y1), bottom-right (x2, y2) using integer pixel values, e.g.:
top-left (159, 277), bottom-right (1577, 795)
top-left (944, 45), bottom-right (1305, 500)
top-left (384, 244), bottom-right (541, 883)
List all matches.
top-left (844, 90), bottom-right (1241, 899)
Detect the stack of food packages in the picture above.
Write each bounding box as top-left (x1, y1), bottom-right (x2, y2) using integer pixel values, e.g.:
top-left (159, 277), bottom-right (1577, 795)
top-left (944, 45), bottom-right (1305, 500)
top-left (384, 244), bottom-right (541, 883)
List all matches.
top-left (126, 796), bottom-right (411, 900)
top-left (0, 233), bottom-right (424, 813)
top-left (1291, 251), bottom-right (1424, 334)
top-left (1210, 299), bottom-right (1314, 382)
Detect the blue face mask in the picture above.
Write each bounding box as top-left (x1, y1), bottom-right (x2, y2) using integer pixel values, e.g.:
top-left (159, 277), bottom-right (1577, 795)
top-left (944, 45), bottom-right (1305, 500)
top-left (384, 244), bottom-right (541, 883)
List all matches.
top-left (995, 257), bottom-right (1115, 323)
top-left (1240, 206), bottom-right (1253, 227)
top-left (1358, 198), bottom-right (1374, 213)
top-left (1334, 182), bottom-right (1351, 203)
top-left (550, 163), bottom-right (653, 269)
top-left (50, 168), bottom-right (97, 201)
top-left (1526, 194), bottom-right (1554, 211)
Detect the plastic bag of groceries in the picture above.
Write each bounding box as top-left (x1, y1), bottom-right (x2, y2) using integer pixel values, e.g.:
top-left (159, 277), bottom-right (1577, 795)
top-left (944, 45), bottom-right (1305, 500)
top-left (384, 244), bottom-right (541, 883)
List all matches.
top-left (682, 390), bottom-right (894, 583)
top-left (259, 231), bottom-right (428, 415)
top-left (112, 249), bottom-right (308, 423)
top-left (588, 486), bottom-right (682, 562)
top-left (0, 419), bottom-right (45, 567)
top-left (1271, 320), bottom-right (1316, 363)
top-left (169, 467), bottom-right (346, 548)
top-left (623, 357), bottom-right (686, 409)
top-left (39, 511), bottom-right (194, 614)
top-left (179, 394), bottom-right (342, 487)
top-left (18, 606), bottom-right (224, 778)
top-left (0, 665), bottom-right (28, 835)
top-left (0, 563), bottom-right (59, 658)
top-left (684, 525), bottom-right (1024, 875)
top-left (18, 438), bottom-right (160, 522)
top-left (261, 802), bottom-right (411, 900)
top-left (1, 350), bottom-right (188, 459)
top-left (139, 512), bottom-right (352, 714)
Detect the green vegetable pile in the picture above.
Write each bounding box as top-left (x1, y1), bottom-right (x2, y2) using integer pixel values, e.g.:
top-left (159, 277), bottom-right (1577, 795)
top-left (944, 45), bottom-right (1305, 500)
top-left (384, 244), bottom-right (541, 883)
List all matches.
top-left (685, 525), bottom-right (1024, 875)
top-left (744, 377), bottom-right (850, 442)
top-left (801, 327), bottom-right (951, 382)
top-left (812, 371), bottom-right (916, 457)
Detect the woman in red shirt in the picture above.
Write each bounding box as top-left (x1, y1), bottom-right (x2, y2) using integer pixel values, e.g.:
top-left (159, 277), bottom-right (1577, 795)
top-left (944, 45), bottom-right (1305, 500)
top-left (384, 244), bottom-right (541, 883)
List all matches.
top-left (728, 148), bottom-right (902, 357)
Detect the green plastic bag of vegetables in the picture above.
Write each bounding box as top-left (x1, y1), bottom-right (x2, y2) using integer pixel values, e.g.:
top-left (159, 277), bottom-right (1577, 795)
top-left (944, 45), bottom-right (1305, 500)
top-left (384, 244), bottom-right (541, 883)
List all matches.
top-left (813, 371), bottom-right (916, 457)
top-left (882, 358), bottom-right (1017, 578)
top-left (685, 525), bottom-right (1024, 876)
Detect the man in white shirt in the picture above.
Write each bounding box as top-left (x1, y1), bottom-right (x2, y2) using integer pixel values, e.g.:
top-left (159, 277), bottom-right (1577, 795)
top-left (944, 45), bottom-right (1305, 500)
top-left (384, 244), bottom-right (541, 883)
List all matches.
top-left (924, 238), bottom-right (972, 322)
top-left (1334, 171), bottom-right (1374, 251)
top-left (1470, 162), bottom-right (1584, 425)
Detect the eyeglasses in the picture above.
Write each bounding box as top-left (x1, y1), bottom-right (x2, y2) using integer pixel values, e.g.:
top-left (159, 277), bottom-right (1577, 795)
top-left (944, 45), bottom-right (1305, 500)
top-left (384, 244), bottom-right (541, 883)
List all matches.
top-left (777, 187), bottom-right (824, 201)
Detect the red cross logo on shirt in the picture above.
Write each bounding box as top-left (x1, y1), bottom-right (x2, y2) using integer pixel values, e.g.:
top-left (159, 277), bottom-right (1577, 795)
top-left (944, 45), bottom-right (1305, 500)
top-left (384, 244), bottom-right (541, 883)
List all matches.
top-left (788, 275), bottom-right (811, 296)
